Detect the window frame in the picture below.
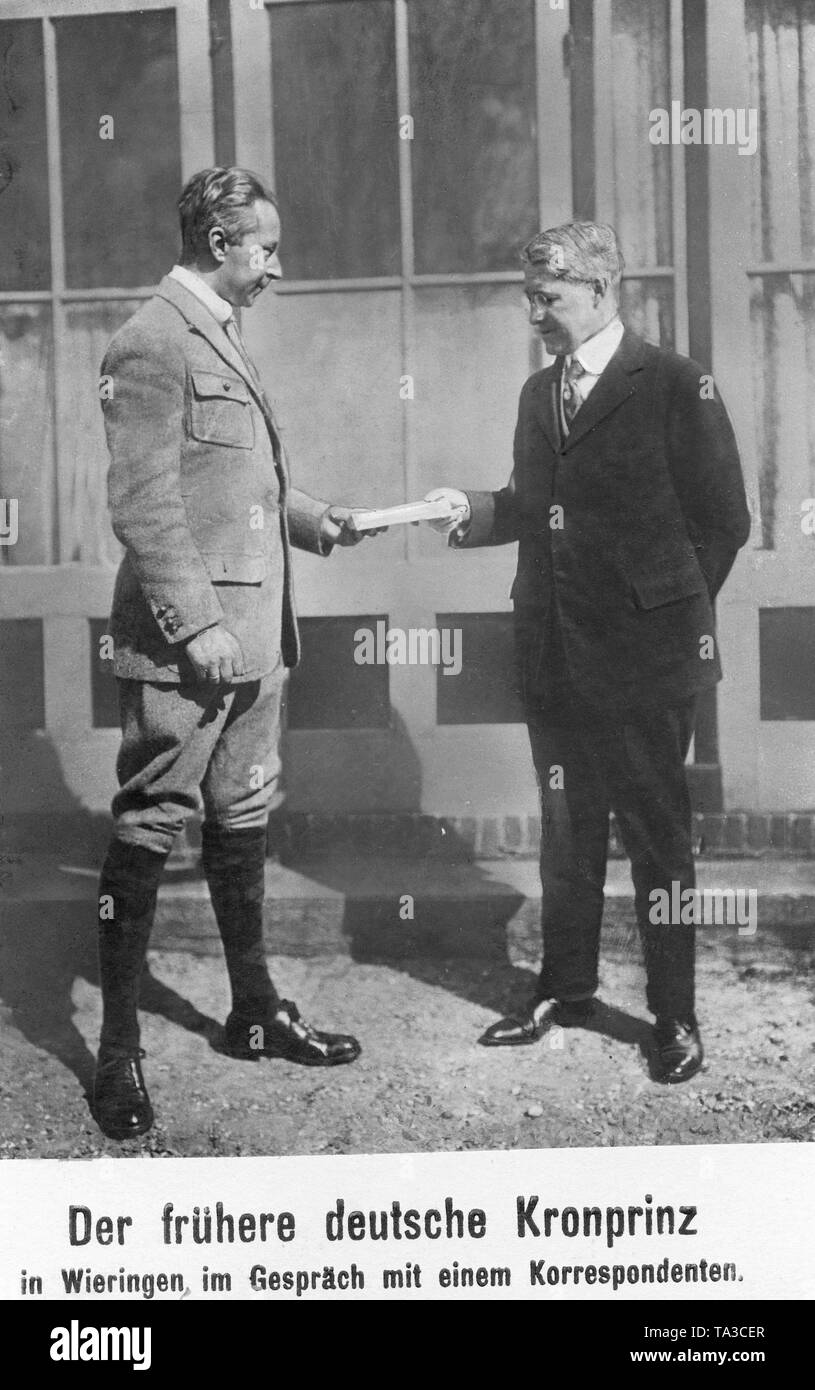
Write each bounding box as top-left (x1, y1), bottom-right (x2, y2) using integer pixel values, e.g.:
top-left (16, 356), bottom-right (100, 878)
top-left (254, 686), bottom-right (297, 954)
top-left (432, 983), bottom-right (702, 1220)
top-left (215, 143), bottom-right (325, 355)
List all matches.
top-left (233, 0), bottom-right (572, 564)
top-left (0, 0), bottom-right (215, 563)
top-left (591, 0), bottom-right (689, 354)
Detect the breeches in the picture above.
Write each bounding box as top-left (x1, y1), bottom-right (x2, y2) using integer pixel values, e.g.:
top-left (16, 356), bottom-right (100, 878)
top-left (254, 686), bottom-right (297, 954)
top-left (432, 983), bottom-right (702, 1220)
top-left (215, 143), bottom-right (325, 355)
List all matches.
top-left (111, 670), bottom-right (285, 855)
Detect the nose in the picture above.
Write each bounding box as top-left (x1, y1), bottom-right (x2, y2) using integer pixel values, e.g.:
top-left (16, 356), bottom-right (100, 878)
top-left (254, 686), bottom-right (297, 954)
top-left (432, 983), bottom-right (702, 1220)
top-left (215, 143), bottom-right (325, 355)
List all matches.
top-left (267, 252), bottom-right (282, 281)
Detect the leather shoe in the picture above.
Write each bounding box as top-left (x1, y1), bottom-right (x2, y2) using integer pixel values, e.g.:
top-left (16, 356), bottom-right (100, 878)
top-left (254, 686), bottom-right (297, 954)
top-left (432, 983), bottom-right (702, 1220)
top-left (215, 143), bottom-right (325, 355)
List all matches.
top-left (654, 1017), bottom-right (703, 1084)
top-left (479, 998), bottom-right (595, 1046)
top-left (93, 1049), bottom-right (154, 1140)
top-left (224, 1000), bottom-right (361, 1067)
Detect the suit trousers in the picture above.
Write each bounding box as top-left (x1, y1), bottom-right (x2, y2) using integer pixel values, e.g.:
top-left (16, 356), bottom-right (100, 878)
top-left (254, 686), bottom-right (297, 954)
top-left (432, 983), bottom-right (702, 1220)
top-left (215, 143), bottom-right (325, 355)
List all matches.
top-left (111, 668), bottom-right (285, 855)
top-left (525, 681), bottom-right (697, 1020)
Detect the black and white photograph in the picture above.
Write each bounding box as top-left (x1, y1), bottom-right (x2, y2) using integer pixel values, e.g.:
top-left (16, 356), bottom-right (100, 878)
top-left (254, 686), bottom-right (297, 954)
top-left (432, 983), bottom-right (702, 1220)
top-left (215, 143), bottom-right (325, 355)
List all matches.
top-left (0, 0), bottom-right (813, 1311)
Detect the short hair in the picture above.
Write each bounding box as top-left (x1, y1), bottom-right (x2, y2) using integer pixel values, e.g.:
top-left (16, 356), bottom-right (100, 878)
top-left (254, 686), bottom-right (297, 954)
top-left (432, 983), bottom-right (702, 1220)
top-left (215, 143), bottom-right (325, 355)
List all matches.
top-left (522, 221), bottom-right (625, 292)
top-left (178, 167), bottom-right (278, 262)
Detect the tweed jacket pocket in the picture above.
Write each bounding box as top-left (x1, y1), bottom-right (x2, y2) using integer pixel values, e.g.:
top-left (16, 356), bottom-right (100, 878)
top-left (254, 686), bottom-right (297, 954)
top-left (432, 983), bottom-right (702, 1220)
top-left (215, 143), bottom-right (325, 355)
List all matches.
top-left (188, 369), bottom-right (254, 449)
top-left (200, 552), bottom-right (266, 583)
top-left (630, 559), bottom-right (706, 610)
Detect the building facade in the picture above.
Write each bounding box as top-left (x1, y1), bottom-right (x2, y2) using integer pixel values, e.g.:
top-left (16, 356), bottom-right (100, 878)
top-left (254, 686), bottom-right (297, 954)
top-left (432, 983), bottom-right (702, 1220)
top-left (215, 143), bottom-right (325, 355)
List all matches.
top-left (0, 0), bottom-right (813, 832)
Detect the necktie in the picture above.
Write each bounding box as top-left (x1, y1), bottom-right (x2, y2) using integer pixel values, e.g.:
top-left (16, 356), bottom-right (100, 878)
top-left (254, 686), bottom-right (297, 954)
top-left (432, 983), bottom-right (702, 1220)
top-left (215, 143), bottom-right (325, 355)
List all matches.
top-left (224, 315), bottom-right (283, 472)
top-left (561, 356), bottom-right (586, 430)
top-left (224, 315), bottom-right (264, 395)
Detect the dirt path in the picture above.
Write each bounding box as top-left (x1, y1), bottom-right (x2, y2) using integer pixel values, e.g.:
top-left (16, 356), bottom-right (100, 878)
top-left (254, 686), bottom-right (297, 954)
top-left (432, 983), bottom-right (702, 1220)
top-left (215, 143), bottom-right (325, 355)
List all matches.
top-left (1, 941), bottom-right (813, 1158)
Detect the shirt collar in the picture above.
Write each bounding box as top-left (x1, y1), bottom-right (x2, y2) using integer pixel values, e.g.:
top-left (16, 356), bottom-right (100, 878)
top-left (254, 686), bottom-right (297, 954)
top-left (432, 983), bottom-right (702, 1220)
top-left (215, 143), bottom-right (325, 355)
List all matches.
top-left (169, 264), bottom-right (233, 326)
top-left (569, 315), bottom-right (624, 376)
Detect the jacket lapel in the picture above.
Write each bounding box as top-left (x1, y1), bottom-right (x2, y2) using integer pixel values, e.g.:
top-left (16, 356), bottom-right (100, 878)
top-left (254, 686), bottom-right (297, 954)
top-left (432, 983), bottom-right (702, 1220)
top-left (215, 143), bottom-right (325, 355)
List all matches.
top-left (561, 328), bottom-right (645, 452)
top-left (155, 275), bottom-right (276, 418)
top-left (533, 359), bottom-right (563, 455)
top-left (155, 274), bottom-right (289, 489)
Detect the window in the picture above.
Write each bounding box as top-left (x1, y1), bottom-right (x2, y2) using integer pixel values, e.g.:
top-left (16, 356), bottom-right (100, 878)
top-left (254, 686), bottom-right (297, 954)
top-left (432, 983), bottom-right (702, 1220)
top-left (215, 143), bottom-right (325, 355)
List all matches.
top-left (286, 615), bottom-right (391, 729)
top-left (269, 0), bottom-right (400, 279)
top-left (408, 0), bottom-right (537, 274)
top-left (436, 613), bottom-right (524, 724)
top-left (571, 0), bottom-right (681, 349)
top-left (760, 607), bottom-right (815, 719)
top-left (746, 0), bottom-right (815, 550)
top-left (55, 10), bottom-right (181, 289)
top-left (0, 619), bottom-right (44, 729)
top-left (0, 20), bottom-right (50, 292)
top-left (0, 4), bottom-right (192, 568)
top-left (89, 616), bottom-right (117, 728)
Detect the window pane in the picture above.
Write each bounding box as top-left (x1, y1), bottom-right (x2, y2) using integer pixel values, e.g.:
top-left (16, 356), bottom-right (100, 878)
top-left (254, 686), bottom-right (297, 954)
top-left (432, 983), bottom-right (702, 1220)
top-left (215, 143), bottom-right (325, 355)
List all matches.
top-left (619, 277), bottom-right (674, 348)
top-left (0, 620), bottom-right (44, 730)
top-left (55, 11), bottom-right (181, 289)
top-left (270, 0), bottom-right (400, 278)
top-left (246, 288), bottom-right (404, 507)
top-left (62, 301), bottom-right (138, 565)
top-left (609, 0), bottom-right (672, 267)
top-left (90, 616), bottom-right (118, 729)
top-left (409, 0), bottom-right (537, 273)
top-left (0, 21), bottom-right (51, 291)
top-left (750, 273), bottom-right (815, 550)
top-left (0, 305), bottom-right (54, 566)
top-left (436, 613), bottom-right (524, 724)
top-left (411, 285), bottom-right (533, 561)
top-left (747, 0), bottom-right (815, 264)
top-left (287, 616), bottom-right (390, 729)
top-left (760, 607), bottom-right (815, 719)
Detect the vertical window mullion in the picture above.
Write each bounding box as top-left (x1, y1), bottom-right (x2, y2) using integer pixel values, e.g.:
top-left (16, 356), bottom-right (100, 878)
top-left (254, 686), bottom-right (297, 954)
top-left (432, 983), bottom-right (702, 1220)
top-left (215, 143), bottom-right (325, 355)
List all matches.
top-left (592, 0), bottom-right (614, 223)
top-left (534, 0), bottom-right (572, 375)
top-left (670, 0), bottom-right (689, 353)
top-left (536, 0), bottom-right (571, 230)
top-left (230, 0), bottom-right (274, 182)
top-left (42, 15), bottom-right (65, 564)
top-left (209, 0), bottom-right (236, 166)
top-left (705, 0), bottom-right (759, 542)
top-left (176, 0), bottom-right (215, 179)
top-left (396, 0), bottom-right (415, 558)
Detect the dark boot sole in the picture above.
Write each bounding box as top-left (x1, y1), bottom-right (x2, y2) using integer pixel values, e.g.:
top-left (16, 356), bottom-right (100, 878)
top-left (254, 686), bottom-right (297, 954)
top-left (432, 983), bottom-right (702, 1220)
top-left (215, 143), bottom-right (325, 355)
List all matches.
top-left (224, 1040), bottom-right (361, 1067)
top-left (479, 1031), bottom-right (542, 1047)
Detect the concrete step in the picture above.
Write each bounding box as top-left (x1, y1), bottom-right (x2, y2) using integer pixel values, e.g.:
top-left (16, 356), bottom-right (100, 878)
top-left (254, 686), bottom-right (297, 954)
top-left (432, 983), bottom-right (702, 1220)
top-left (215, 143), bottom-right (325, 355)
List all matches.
top-left (1, 851), bottom-right (814, 962)
top-left (10, 809), bottom-right (815, 860)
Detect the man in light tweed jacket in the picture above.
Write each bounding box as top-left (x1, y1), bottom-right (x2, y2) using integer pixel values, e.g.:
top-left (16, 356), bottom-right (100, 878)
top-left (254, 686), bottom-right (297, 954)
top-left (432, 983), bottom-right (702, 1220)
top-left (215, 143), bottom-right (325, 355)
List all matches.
top-left (95, 168), bottom-right (380, 1141)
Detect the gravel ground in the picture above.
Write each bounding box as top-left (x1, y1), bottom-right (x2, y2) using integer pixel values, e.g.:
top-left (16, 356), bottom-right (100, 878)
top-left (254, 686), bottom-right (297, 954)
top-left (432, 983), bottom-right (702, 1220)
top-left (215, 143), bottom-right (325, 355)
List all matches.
top-left (1, 936), bottom-right (813, 1159)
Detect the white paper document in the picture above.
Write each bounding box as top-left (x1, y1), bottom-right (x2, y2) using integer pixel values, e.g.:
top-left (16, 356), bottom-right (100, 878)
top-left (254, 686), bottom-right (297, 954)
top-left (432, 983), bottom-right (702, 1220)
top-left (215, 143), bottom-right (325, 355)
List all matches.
top-left (350, 499), bottom-right (454, 530)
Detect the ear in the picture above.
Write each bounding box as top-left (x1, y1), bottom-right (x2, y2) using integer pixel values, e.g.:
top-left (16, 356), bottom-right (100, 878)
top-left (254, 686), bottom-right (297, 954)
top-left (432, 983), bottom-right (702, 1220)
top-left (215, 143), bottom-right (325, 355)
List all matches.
top-left (208, 224), bottom-right (228, 264)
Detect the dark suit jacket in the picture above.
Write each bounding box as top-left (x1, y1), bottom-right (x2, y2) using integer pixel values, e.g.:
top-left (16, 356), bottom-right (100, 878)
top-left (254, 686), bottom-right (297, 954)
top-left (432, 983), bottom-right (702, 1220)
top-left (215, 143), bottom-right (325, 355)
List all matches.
top-left (101, 274), bottom-right (331, 683)
top-left (458, 329), bottom-right (751, 712)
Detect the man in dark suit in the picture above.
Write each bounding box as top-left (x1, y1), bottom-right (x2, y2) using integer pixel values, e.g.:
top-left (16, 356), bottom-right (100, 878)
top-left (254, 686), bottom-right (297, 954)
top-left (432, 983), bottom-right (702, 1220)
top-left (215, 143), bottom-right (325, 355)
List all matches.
top-left (95, 167), bottom-right (382, 1140)
top-left (427, 221), bottom-right (750, 1083)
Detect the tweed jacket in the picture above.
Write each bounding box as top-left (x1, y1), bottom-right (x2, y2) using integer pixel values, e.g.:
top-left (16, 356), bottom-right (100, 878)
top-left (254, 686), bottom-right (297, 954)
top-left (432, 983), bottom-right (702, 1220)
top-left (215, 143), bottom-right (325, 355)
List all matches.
top-left (458, 329), bottom-right (752, 712)
top-left (101, 274), bottom-right (330, 682)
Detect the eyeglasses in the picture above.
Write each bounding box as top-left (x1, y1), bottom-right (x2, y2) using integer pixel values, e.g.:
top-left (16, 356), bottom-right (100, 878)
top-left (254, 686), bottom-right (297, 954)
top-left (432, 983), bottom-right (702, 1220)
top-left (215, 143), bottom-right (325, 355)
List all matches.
top-left (524, 279), bottom-right (602, 311)
top-left (524, 291), bottom-right (557, 311)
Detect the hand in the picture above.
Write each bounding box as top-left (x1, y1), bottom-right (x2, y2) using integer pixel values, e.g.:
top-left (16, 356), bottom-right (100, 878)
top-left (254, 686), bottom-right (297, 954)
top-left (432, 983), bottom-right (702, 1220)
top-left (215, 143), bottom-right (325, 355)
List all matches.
top-left (424, 487), bottom-right (471, 537)
top-left (184, 624), bottom-right (246, 683)
top-left (321, 505), bottom-right (387, 547)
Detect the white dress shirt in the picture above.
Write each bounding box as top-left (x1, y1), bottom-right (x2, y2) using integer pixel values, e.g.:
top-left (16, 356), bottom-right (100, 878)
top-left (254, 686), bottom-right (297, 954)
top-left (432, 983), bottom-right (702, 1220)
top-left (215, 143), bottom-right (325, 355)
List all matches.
top-left (561, 314), bottom-right (625, 418)
top-left (169, 263), bottom-right (233, 326)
